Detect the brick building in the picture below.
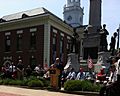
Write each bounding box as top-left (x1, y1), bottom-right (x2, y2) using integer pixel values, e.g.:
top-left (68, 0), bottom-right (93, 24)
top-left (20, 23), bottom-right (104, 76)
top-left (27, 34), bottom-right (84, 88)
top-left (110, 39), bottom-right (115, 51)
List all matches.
top-left (0, 8), bottom-right (73, 68)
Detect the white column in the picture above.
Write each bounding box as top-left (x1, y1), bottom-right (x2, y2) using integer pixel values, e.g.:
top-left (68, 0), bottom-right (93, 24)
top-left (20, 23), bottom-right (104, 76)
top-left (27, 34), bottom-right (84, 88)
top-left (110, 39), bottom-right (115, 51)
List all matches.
top-left (43, 24), bottom-right (50, 67)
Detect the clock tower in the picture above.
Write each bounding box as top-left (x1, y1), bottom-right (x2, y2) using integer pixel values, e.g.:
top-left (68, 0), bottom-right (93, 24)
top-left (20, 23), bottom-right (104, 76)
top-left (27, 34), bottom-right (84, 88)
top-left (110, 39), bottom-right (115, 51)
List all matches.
top-left (63, 0), bottom-right (84, 27)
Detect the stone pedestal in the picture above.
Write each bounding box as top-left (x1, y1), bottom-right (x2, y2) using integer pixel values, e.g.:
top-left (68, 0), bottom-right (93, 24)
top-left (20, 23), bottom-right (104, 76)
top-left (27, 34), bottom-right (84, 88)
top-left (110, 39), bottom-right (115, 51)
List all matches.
top-left (94, 51), bottom-right (110, 73)
top-left (64, 53), bottom-right (80, 72)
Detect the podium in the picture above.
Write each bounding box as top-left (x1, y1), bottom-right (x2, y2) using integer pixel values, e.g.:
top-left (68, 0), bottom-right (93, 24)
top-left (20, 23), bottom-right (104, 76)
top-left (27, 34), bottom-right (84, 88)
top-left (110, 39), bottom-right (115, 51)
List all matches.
top-left (50, 68), bottom-right (60, 89)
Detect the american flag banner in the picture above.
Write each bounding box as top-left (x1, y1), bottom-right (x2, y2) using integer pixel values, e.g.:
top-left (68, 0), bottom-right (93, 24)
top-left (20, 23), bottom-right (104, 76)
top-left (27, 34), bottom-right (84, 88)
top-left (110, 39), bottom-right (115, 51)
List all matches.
top-left (87, 56), bottom-right (93, 69)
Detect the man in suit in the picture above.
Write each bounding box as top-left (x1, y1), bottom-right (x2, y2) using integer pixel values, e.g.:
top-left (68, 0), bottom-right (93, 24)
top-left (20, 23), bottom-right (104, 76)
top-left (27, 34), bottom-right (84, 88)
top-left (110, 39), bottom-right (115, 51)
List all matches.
top-left (54, 58), bottom-right (64, 89)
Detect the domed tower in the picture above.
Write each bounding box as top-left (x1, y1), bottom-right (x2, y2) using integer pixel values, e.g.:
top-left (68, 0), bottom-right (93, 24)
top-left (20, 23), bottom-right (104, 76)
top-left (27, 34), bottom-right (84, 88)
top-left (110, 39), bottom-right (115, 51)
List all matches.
top-left (63, 0), bottom-right (84, 27)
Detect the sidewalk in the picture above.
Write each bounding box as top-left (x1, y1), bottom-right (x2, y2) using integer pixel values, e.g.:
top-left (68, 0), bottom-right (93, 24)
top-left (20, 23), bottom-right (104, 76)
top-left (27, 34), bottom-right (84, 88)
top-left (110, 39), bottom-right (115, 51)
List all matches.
top-left (0, 85), bottom-right (84, 96)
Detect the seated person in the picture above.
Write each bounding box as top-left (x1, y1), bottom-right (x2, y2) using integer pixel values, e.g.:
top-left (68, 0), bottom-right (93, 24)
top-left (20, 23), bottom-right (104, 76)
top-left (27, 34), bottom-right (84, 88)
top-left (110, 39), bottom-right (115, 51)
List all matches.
top-left (96, 68), bottom-right (106, 83)
top-left (76, 68), bottom-right (85, 80)
top-left (61, 69), bottom-right (68, 86)
top-left (43, 69), bottom-right (50, 80)
top-left (66, 68), bottom-right (76, 80)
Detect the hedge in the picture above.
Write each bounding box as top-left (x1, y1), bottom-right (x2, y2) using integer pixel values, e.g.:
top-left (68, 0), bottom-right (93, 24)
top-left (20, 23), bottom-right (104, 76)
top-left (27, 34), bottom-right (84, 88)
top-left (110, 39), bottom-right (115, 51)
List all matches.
top-left (64, 80), bottom-right (101, 92)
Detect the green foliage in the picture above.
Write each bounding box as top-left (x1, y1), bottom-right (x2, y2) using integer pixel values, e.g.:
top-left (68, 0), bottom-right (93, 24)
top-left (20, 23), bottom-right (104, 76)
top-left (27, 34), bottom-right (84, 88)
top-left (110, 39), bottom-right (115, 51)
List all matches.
top-left (2, 79), bottom-right (11, 85)
top-left (38, 77), bottom-right (50, 87)
top-left (27, 79), bottom-right (44, 87)
top-left (64, 80), bottom-right (101, 92)
top-left (0, 80), bottom-right (3, 85)
top-left (64, 80), bottom-right (83, 91)
top-left (8, 80), bottom-right (23, 85)
top-left (0, 76), bottom-right (50, 88)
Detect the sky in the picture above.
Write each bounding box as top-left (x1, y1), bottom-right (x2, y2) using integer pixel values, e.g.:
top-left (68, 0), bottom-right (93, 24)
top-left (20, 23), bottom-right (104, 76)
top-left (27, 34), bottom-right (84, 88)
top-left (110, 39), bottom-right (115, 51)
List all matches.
top-left (0, 0), bottom-right (120, 47)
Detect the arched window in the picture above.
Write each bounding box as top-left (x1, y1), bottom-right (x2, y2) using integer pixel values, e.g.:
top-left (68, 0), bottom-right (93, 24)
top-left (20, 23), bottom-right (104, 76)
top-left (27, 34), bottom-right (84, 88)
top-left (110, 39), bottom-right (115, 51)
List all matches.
top-left (75, 0), bottom-right (80, 2)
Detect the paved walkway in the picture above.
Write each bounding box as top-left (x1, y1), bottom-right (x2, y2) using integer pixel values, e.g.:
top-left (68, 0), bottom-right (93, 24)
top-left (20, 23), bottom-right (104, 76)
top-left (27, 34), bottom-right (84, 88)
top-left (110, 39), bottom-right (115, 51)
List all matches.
top-left (0, 85), bottom-right (84, 96)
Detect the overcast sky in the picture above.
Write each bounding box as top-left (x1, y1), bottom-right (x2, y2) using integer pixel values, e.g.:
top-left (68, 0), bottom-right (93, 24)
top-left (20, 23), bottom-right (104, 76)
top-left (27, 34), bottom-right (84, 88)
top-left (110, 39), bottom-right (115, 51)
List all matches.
top-left (0, 0), bottom-right (120, 47)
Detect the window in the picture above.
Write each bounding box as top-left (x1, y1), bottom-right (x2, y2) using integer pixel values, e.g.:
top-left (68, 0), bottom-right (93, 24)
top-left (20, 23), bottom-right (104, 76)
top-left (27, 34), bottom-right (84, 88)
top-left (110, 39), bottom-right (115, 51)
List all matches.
top-left (17, 34), bottom-right (22, 51)
top-left (67, 36), bottom-right (72, 54)
top-left (60, 36), bottom-right (64, 53)
top-left (60, 36), bottom-right (64, 63)
top-left (30, 56), bottom-right (36, 70)
top-left (30, 28), bottom-right (37, 50)
top-left (5, 35), bottom-right (11, 52)
top-left (52, 33), bottom-right (57, 63)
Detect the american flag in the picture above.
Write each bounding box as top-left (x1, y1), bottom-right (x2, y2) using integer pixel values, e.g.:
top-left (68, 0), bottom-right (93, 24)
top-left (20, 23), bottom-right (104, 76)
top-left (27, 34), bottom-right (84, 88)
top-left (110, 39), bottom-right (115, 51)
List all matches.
top-left (87, 56), bottom-right (93, 69)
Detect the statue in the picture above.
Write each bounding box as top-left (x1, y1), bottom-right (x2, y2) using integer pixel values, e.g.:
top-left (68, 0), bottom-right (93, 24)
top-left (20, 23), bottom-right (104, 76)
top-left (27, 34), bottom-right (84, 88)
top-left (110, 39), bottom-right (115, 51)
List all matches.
top-left (109, 32), bottom-right (117, 55)
top-left (71, 28), bottom-right (79, 53)
top-left (99, 24), bottom-right (109, 52)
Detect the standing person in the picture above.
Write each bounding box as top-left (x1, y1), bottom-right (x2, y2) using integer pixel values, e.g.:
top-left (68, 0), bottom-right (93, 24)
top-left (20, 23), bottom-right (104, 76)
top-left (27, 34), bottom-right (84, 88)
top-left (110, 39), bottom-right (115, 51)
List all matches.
top-left (16, 60), bottom-right (24, 80)
top-left (54, 58), bottom-right (64, 89)
top-left (25, 65), bottom-right (32, 78)
top-left (108, 64), bottom-right (117, 84)
top-left (9, 62), bottom-right (16, 79)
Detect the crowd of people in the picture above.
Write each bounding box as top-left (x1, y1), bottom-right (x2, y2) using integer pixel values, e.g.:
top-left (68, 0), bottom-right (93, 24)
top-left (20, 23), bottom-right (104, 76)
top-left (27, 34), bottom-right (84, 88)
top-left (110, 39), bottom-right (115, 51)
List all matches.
top-left (0, 60), bottom-right (45, 80)
top-left (0, 51), bottom-right (120, 95)
top-left (99, 52), bottom-right (120, 96)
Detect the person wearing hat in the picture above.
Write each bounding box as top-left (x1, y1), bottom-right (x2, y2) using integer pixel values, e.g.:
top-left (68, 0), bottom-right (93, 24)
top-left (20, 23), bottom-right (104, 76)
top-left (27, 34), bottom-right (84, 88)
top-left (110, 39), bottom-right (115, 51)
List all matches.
top-left (96, 68), bottom-right (106, 83)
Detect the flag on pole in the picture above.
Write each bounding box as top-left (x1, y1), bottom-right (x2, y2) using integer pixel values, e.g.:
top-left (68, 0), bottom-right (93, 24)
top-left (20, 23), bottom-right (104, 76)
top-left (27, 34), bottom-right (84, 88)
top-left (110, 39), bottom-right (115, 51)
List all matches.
top-left (87, 56), bottom-right (93, 69)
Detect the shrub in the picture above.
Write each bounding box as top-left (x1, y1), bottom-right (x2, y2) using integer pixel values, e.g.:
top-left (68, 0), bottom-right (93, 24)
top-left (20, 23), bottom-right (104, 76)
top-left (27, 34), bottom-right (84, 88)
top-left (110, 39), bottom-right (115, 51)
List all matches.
top-left (0, 80), bottom-right (3, 85)
top-left (8, 80), bottom-right (23, 85)
top-left (38, 77), bottom-right (50, 87)
top-left (0, 76), bottom-right (50, 88)
top-left (64, 80), bottom-right (101, 92)
top-left (27, 80), bottom-right (44, 87)
top-left (2, 79), bottom-right (11, 85)
top-left (64, 80), bottom-right (83, 91)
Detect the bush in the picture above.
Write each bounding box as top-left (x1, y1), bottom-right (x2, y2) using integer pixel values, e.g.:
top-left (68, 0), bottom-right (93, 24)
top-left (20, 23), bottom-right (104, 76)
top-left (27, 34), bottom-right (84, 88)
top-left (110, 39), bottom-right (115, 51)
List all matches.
top-left (2, 79), bottom-right (11, 85)
top-left (64, 80), bottom-right (101, 92)
top-left (8, 80), bottom-right (23, 85)
top-left (27, 80), bottom-right (44, 87)
top-left (38, 77), bottom-right (50, 87)
top-left (64, 80), bottom-right (83, 91)
top-left (0, 80), bottom-right (3, 85)
top-left (0, 76), bottom-right (50, 88)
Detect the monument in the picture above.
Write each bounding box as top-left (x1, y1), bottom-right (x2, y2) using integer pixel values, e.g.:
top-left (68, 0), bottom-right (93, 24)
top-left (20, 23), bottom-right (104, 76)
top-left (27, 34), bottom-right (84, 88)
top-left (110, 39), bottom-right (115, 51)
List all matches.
top-left (109, 32), bottom-right (117, 55)
top-left (83, 0), bottom-right (102, 60)
top-left (99, 24), bottom-right (109, 52)
top-left (64, 28), bottom-right (80, 72)
top-left (96, 24), bottom-right (111, 73)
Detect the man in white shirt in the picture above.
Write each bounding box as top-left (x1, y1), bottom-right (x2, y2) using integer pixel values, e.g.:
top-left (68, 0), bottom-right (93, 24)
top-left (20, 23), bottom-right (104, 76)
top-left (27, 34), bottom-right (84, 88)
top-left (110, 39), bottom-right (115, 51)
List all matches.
top-left (66, 68), bottom-right (76, 80)
top-left (76, 68), bottom-right (85, 80)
